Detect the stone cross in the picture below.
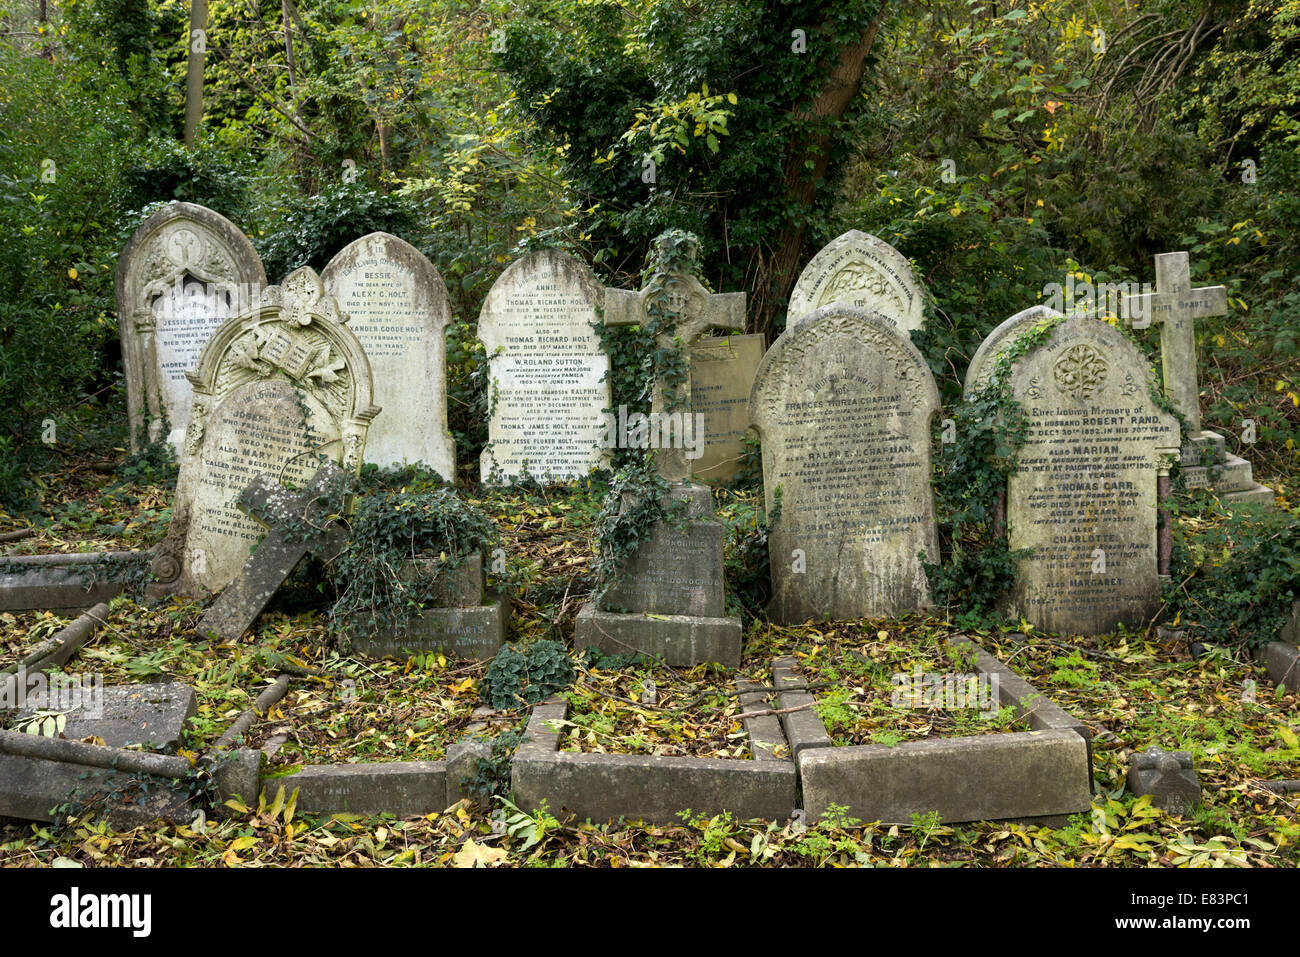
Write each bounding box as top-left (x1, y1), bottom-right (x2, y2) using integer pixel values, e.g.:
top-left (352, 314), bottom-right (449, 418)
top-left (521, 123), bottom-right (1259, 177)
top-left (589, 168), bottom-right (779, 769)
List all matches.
top-left (196, 463), bottom-right (351, 641)
top-left (603, 234), bottom-right (745, 481)
top-left (1121, 252), bottom-right (1227, 435)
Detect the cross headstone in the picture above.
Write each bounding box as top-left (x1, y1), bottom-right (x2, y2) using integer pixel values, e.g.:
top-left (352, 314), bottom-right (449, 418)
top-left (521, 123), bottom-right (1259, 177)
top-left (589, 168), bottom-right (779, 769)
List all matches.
top-left (196, 464), bottom-right (351, 641)
top-left (1121, 251), bottom-right (1227, 436)
top-left (603, 232), bottom-right (745, 481)
top-left (322, 232), bottom-right (456, 478)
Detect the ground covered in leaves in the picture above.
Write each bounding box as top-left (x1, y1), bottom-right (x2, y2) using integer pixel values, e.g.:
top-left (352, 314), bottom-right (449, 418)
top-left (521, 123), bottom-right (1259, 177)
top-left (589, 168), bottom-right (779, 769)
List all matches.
top-left (1, 463), bottom-right (1298, 867)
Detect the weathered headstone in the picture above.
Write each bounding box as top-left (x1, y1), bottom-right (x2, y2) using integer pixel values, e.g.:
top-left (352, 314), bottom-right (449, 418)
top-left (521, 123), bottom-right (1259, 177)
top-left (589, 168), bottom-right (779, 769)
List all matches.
top-left (196, 465), bottom-right (351, 641)
top-left (478, 249), bottom-right (609, 482)
top-left (963, 304), bottom-right (1063, 394)
top-left (1005, 316), bottom-right (1179, 635)
top-left (1127, 746), bottom-right (1200, 814)
top-left (1122, 251), bottom-right (1273, 505)
top-left (575, 231), bottom-right (744, 667)
top-left (116, 203), bottom-right (267, 453)
top-left (787, 230), bottom-right (925, 332)
top-left (750, 304), bottom-right (941, 623)
top-left (603, 233), bottom-right (746, 481)
top-left (16, 682), bottom-right (196, 752)
top-left (149, 267), bottom-right (379, 598)
top-left (322, 232), bottom-right (456, 478)
top-left (689, 333), bottom-right (766, 483)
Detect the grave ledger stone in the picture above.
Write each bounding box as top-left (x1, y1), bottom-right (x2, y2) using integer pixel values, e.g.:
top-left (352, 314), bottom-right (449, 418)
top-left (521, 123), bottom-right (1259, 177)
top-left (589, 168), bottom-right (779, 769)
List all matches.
top-left (322, 232), bottom-right (456, 478)
top-left (148, 267), bottom-right (379, 598)
top-left (751, 304), bottom-right (941, 623)
top-left (786, 230), bottom-right (925, 333)
top-left (116, 203), bottom-right (267, 454)
top-left (1005, 315), bottom-right (1179, 635)
top-left (689, 333), bottom-right (766, 484)
top-left (478, 249), bottom-right (609, 482)
top-left (1122, 251), bottom-right (1272, 505)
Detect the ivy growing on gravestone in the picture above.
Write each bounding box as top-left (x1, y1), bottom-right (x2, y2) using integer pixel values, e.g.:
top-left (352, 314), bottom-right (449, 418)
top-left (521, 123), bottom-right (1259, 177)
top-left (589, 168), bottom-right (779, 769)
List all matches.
top-left (923, 315), bottom-right (1063, 623)
top-left (327, 486), bottom-right (499, 645)
top-left (480, 640), bottom-right (575, 710)
top-left (590, 454), bottom-right (689, 606)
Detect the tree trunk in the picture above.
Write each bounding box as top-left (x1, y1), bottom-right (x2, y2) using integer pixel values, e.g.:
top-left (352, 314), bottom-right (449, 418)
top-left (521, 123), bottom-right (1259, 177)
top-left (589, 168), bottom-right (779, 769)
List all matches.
top-left (183, 0), bottom-right (208, 147)
top-left (752, 7), bottom-right (887, 341)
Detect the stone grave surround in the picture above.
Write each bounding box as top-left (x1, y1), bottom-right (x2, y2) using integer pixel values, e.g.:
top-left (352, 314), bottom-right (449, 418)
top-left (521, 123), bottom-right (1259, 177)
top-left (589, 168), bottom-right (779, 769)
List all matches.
top-left (689, 333), bottom-right (766, 484)
top-left (750, 304), bottom-right (941, 624)
top-left (322, 232), bottom-right (456, 479)
top-left (786, 230), bottom-right (926, 333)
top-left (1122, 251), bottom-right (1273, 505)
top-left (963, 304), bottom-right (1064, 395)
top-left (148, 266), bottom-right (379, 598)
top-left (477, 248), bottom-right (610, 483)
top-left (116, 202), bottom-right (267, 455)
top-left (1005, 315), bottom-right (1179, 636)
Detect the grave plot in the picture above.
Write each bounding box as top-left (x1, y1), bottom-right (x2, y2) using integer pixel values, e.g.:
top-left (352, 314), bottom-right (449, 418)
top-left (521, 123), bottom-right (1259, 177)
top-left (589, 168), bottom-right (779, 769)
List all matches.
top-left (779, 623), bottom-right (1031, 748)
top-left (764, 618), bottom-right (1094, 826)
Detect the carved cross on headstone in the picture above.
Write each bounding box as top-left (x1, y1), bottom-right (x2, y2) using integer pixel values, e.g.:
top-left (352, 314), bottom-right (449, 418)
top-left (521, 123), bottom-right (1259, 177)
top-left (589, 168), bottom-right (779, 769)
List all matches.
top-left (1121, 251), bottom-right (1227, 435)
top-left (196, 463), bottom-right (350, 641)
top-left (603, 233), bottom-right (746, 481)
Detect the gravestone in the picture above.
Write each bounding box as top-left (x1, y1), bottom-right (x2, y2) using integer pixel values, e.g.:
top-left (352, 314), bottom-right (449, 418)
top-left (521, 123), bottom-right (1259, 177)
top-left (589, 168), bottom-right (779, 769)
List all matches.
top-left (322, 233), bottom-right (456, 478)
top-left (196, 465), bottom-right (351, 641)
top-left (689, 333), bottom-right (766, 483)
top-left (117, 203), bottom-right (267, 454)
top-left (1127, 746), bottom-right (1200, 814)
top-left (478, 249), bottom-right (609, 482)
top-left (16, 683), bottom-right (196, 752)
top-left (1122, 251), bottom-right (1272, 505)
top-left (963, 305), bottom-right (1063, 394)
top-left (149, 267), bottom-right (379, 598)
top-left (787, 230), bottom-right (925, 333)
top-left (575, 231), bottom-right (744, 667)
top-left (1005, 315), bottom-right (1179, 635)
top-left (750, 304), bottom-right (941, 623)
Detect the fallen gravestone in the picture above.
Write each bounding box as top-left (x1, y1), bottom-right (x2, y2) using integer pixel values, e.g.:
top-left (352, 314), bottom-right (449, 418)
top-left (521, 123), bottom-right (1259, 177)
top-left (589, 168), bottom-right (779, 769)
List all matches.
top-left (1123, 251), bottom-right (1272, 505)
top-left (478, 249), bottom-right (609, 482)
top-left (116, 202), bottom-right (266, 454)
top-left (751, 303), bottom-right (941, 623)
top-left (196, 464), bottom-right (351, 641)
top-left (1005, 315), bottom-right (1179, 634)
top-left (322, 232), bottom-right (456, 478)
top-left (148, 267), bottom-right (379, 598)
top-left (786, 230), bottom-right (925, 333)
top-left (689, 333), bottom-right (766, 484)
top-left (1127, 745), bottom-right (1200, 814)
top-left (16, 682), bottom-right (196, 753)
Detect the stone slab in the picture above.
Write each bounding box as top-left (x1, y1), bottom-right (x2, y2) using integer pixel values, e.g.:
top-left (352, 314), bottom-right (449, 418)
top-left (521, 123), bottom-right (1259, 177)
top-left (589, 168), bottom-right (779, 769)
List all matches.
top-left (737, 681), bottom-right (788, 761)
top-left (689, 333), bottom-right (765, 483)
top-left (0, 552), bottom-right (143, 612)
top-left (771, 657), bottom-right (833, 759)
top-left (0, 753), bottom-right (194, 825)
top-left (1182, 453), bottom-right (1256, 492)
top-left (260, 760), bottom-right (448, 818)
top-left (574, 602), bottom-right (742, 669)
top-left (401, 555), bottom-right (485, 608)
top-left (16, 682), bottom-right (196, 753)
top-left (799, 728), bottom-right (1092, 825)
top-left (349, 593), bottom-right (508, 660)
top-left (1261, 640), bottom-right (1299, 695)
top-left (1223, 484), bottom-right (1275, 506)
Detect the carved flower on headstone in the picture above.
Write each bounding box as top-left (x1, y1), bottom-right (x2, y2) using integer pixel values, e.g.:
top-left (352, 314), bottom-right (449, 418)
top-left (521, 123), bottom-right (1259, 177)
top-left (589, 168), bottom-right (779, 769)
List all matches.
top-left (1053, 344), bottom-right (1108, 399)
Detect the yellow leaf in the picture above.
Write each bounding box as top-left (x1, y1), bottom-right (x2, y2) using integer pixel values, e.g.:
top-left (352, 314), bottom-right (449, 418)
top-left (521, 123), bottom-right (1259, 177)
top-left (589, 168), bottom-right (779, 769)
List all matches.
top-left (1278, 724), bottom-right (1299, 749)
top-left (453, 839), bottom-right (508, 868)
top-left (228, 835), bottom-right (259, 852)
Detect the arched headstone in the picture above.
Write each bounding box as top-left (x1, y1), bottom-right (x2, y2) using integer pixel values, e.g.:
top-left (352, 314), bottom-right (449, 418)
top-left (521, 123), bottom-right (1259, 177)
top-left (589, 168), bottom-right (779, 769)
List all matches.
top-left (787, 230), bottom-right (925, 332)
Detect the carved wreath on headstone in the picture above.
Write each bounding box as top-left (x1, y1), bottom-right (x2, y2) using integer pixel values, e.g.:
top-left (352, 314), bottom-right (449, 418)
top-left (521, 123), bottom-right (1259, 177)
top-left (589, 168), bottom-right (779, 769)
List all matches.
top-left (817, 264), bottom-right (904, 318)
top-left (1052, 344), bottom-right (1109, 400)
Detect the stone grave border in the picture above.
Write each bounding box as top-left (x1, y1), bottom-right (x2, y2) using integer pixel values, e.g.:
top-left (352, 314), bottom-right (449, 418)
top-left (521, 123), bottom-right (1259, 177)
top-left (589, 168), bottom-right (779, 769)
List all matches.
top-left (778, 638), bottom-right (1095, 826)
top-left (0, 550), bottom-right (151, 613)
top-left (509, 676), bottom-right (798, 825)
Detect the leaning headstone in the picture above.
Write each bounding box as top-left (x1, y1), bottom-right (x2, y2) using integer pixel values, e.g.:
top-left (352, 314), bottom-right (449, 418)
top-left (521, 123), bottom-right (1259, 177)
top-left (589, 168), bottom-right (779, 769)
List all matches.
top-left (689, 333), bottom-right (766, 483)
top-left (149, 267), bottom-right (379, 598)
top-left (964, 304), bottom-right (1063, 394)
top-left (786, 230), bottom-right (925, 332)
top-left (750, 304), bottom-right (941, 623)
top-left (322, 232), bottom-right (456, 478)
top-left (116, 203), bottom-right (267, 453)
top-left (575, 231), bottom-right (744, 667)
top-left (1122, 251), bottom-right (1273, 505)
top-left (478, 249), bottom-right (609, 482)
top-left (1127, 746), bottom-right (1200, 814)
top-left (1005, 316), bottom-right (1179, 635)
top-left (196, 465), bottom-right (351, 641)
